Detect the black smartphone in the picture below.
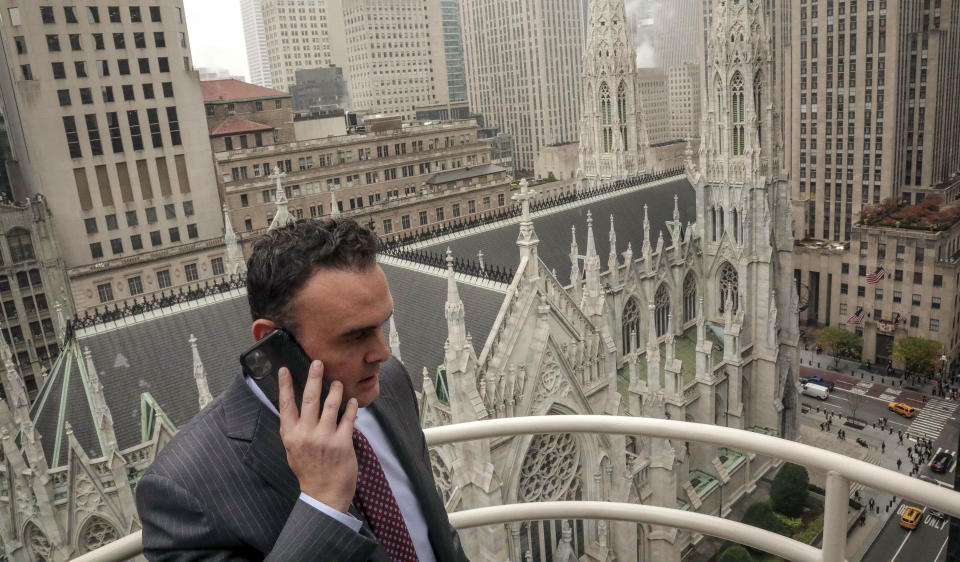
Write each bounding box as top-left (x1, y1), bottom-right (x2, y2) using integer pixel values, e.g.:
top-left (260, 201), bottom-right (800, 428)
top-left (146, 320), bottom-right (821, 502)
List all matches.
top-left (240, 329), bottom-right (321, 412)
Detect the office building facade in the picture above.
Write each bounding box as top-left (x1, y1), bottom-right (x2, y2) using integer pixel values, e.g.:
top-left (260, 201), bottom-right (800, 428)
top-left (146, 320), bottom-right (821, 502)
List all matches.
top-left (239, 0), bottom-right (271, 88)
top-left (0, 1), bottom-right (227, 315)
top-left (460, 0), bottom-right (586, 171)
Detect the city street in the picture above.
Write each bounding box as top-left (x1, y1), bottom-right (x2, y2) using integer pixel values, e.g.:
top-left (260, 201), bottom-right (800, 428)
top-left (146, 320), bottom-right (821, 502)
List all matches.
top-left (796, 351), bottom-right (958, 560)
top-left (861, 500), bottom-right (950, 562)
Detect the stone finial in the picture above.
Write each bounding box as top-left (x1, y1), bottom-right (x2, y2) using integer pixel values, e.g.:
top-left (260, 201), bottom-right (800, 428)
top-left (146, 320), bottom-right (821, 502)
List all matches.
top-left (444, 248), bottom-right (466, 351)
top-left (267, 167), bottom-right (294, 231)
top-left (607, 214), bottom-right (619, 284)
top-left (330, 190), bottom-right (340, 217)
top-left (388, 316), bottom-right (402, 362)
top-left (190, 334), bottom-right (214, 409)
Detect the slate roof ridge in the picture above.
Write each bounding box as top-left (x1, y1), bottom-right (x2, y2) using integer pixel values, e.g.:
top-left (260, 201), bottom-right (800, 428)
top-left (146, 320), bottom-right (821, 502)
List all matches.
top-left (401, 174), bottom-right (685, 251)
top-left (201, 79), bottom-right (290, 103)
top-left (209, 116), bottom-right (274, 137)
top-left (378, 254), bottom-right (510, 293)
top-left (75, 289), bottom-right (248, 340)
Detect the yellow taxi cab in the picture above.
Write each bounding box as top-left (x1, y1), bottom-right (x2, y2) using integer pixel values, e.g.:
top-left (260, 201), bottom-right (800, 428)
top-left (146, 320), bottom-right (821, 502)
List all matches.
top-left (900, 506), bottom-right (923, 530)
top-left (889, 402), bottom-right (917, 418)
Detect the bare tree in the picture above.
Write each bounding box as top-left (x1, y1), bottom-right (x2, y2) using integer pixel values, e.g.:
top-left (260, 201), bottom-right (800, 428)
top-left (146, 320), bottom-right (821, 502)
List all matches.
top-left (846, 391), bottom-right (868, 425)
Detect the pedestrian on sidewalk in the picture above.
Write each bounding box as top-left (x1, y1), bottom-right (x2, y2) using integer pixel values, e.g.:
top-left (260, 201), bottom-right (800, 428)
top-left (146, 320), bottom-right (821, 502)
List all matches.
top-left (838, 429), bottom-right (842, 440)
top-left (882, 442), bottom-right (886, 453)
top-left (897, 458), bottom-right (902, 470)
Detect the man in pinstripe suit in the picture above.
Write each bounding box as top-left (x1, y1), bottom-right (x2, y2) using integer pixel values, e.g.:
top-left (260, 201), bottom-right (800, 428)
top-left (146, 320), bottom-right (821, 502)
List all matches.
top-left (136, 219), bottom-right (469, 561)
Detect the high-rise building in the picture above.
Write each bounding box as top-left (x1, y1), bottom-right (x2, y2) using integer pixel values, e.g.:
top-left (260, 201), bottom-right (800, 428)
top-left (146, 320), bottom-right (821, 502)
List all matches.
top-left (338, 0), bottom-right (450, 121)
top-left (791, 0), bottom-right (960, 361)
top-left (259, 0), bottom-right (345, 93)
top-left (0, 1), bottom-right (227, 314)
top-left (667, 62), bottom-right (701, 140)
top-left (440, 0), bottom-right (467, 103)
top-left (239, 0), bottom-right (271, 88)
top-left (460, 0), bottom-right (586, 172)
top-left (635, 68), bottom-right (672, 145)
top-left (651, 0), bottom-right (701, 68)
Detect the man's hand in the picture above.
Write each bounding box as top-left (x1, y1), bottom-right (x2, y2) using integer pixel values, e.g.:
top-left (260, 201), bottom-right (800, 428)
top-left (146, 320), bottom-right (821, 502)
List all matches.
top-left (278, 360), bottom-right (359, 513)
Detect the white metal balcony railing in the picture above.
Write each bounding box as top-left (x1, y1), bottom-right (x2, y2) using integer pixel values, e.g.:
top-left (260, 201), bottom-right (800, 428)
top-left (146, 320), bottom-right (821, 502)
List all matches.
top-left (73, 416), bottom-right (960, 562)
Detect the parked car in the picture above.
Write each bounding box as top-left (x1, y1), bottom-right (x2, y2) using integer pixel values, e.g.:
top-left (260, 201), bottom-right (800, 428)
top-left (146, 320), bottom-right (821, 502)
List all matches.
top-left (930, 451), bottom-right (954, 474)
top-left (800, 376), bottom-right (835, 391)
top-left (927, 508), bottom-right (948, 521)
top-left (801, 383), bottom-right (830, 400)
top-left (900, 506), bottom-right (923, 530)
top-left (889, 402), bottom-right (917, 418)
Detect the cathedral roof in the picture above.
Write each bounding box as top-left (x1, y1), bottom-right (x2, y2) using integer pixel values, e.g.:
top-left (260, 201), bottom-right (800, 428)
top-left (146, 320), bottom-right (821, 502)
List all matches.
top-left (28, 266), bottom-right (506, 464)
top-left (422, 175), bottom-right (696, 285)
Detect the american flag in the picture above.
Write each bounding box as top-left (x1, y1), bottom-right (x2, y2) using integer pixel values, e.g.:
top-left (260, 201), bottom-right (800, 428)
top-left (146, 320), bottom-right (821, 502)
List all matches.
top-left (893, 312), bottom-right (905, 327)
top-left (847, 306), bottom-right (865, 325)
top-left (866, 266), bottom-right (887, 284)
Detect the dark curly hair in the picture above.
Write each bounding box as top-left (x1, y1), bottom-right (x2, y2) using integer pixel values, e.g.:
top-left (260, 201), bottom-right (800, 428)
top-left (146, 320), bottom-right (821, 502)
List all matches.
top-left (246, 218), bottom-right (379, 333)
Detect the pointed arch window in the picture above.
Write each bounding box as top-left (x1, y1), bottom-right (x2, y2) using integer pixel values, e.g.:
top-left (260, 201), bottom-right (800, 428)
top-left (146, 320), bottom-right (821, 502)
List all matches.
top-left (79, 516), bottom-right (120, 553)
top-left (600, 82), bottom-right (612, 153)
top-left (617, 81), bottom-right (628, 149)
top-left (719, 262), bottom-right (739, 313)
top-left (622, 297), bottom-right (641, 353)
top-left (655, 284), bottom-right (670, 337)
top-left (683, 272), bottom-right (697, 323)
top-left (731, 72), bottom-right (745, 156)
top-left (517, 432), bottom-right (585, 560)
top-left (711, 207), bottom-right (717, 241)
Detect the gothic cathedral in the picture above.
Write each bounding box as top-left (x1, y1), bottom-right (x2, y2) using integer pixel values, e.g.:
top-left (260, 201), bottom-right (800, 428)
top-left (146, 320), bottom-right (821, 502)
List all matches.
top-left (577, 0), bottom-right (649, 187)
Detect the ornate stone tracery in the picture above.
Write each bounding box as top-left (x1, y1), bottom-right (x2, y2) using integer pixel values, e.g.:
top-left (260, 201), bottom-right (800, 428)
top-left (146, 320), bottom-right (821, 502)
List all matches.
top-left (655, 284), bottom-right (670, 337)
top-left (683, 272), bottom-right (698, 323)
top-left (622, 297), bottom-right (641, 354)
top-left (24, 522), bottom-right (51, 562)
top-left (429, 450), bottom-right (454, 507)
top-left (79, 516), bottom-right (119, 553)
top-left (719, 262), bottom-right (740, 313)
top-left (518, 433), bottom-right (580, 503)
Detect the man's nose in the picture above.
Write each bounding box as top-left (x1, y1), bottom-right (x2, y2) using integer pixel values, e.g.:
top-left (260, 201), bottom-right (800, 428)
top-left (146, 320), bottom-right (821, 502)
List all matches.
top-left (368, 329), bottom-right (391, 362)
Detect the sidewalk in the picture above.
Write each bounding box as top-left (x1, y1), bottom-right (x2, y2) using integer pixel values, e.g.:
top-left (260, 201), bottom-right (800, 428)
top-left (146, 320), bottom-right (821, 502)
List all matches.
top-left (797, 409), bottom-right (917, 561)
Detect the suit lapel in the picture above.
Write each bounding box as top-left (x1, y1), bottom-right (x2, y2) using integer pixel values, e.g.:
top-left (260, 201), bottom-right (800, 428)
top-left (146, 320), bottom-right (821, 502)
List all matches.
top-left (222, 375), bottom-right (301, 500)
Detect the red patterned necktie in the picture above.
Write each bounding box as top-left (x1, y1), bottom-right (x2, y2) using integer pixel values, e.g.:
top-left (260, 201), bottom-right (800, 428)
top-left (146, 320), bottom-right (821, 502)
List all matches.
top-left (352, 428), bottom-right (419, 561)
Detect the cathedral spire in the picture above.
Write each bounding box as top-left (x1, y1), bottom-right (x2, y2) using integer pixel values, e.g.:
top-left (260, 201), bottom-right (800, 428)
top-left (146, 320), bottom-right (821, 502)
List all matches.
top-left (268, 167), bottom-right (294, 231)
top-left (83, 346), bottom-right (120, 453)
top-left (577, 0), bottom-right (647, 186)
top-left (223, 204), bottom-right (246, 276)
top-left (388, 315), bottom-right (402, 362)
top-left (189, 334), bottom-right (214, 410)
top-left (607, 214), bottom-right (619, 285)
top-left (642, 205), bottom-right (652, 263)
top-left (582, 211), bottom-right (603, 316)
top-left (513, 179), bottom-right (540, 276)
top-left (444, 249), bottom-right (467, 351)
top-left (569, 225), bottom-right (582, 302)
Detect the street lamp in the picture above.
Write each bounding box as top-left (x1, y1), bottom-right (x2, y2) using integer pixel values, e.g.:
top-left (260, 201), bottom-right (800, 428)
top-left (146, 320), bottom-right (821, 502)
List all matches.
top-left (941, 354), bottom-right (948, 382)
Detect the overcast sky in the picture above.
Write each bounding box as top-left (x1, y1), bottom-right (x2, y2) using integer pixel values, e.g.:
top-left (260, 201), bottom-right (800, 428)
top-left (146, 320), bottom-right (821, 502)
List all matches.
top-left (184, 0), bottom-right (249, 80)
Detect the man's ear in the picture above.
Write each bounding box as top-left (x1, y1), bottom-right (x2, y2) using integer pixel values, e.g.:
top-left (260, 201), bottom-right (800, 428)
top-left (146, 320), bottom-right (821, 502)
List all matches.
top-left (251, 318), bottom-right (279, 342)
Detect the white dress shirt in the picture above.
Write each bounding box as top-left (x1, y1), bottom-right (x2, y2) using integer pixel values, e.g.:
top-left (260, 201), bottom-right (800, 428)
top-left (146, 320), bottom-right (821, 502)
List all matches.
top-left (245, 377), bottom-right (436, 561)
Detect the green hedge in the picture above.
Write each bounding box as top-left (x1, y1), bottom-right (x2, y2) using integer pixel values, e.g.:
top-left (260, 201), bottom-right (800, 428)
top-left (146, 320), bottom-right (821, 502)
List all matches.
top-left (771, 464), bottom-right (810, 517)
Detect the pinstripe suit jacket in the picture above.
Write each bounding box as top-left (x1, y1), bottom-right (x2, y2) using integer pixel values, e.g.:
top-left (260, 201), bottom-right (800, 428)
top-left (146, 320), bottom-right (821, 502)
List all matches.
top-left (135, 357), bottom-right (468, 561)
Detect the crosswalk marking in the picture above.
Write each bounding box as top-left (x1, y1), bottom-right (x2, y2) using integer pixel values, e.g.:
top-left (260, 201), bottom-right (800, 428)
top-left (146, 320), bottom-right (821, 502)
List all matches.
top-left (850, 451), bottom-right (880, 498)
top-left (908, 399), bottom-right (959, 440)
top-left (879, 389), bottom-right (901, 401)
top-left (851, 382), bottom-right (872, 395)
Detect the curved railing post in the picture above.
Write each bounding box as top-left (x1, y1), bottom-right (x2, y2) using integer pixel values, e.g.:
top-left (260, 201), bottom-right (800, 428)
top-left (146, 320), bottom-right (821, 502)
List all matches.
top-left (822, 471), bottom-right (850, 562)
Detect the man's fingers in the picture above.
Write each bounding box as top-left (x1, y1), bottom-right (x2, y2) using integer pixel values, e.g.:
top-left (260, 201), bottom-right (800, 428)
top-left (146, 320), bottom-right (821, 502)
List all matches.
top-left (319, 380), bottom-right (343, 434)
top-left (336, 397), bottom-right (359, 439)
top-left (277, 368), bottom-right (298, 428)
top-left (299, 360), bottom-right (325, 423)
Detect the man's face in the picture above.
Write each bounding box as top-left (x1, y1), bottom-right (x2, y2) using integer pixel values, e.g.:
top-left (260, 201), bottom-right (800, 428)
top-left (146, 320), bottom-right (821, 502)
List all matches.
top-left (287, 264), bottom-right (394, 407)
